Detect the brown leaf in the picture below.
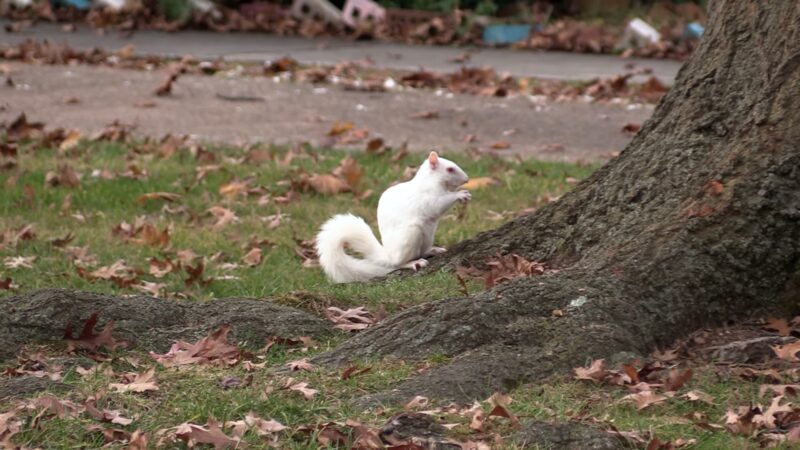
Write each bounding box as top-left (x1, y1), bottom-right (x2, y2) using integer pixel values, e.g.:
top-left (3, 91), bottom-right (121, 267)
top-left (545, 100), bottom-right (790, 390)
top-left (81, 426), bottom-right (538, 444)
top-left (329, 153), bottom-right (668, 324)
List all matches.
top-left (84, 399), bottom-right (134, 425)
top-left (130, 224), bottom-right (170, 247)
top-left (307, 174), bottom-right (351, 195)
top-left (132, 281), bottom-right (166, 297)
top-left (129, 429), bottom-right (149, 449)
top-left (683, 390), bottom-right (715, 405)
top-left (137, 192), bottom-right (183, 204)
top-left (219, 180), bottom-right (251, 198)
top-left (462, 177), bottom-right (500, 190)
top-left (663, 368), bottom-right (692, 392)
top-left (621, 122), bottom-right (641, 134)
top-left (219, 375), bottom-right (253, 390)
top-left (184, 261), bottom-right (212, 287)
top-left (58, 129), bottom-right (82, 153)
top-left (108, 368), bottom-right (159, 393)
top-left (207, 206), bottom-right (239, 229)
top-left (365, 138), bottom-right (384, 153)
top-left (409, 110), bottom-right (439, 119)
top-left (765, 318), bottom-right (794, 336)
top-left (487, 404), bottom-right (520, 427)
top-left (332, 156), bottom-right (364, 188)
top-left (623, 391), bottom-right (668, 410)
top-left (773, 342), bottom-right (800, 361)
top-left (574, 359), bottom-right (608, 383)
top-left (294, 238), bottom-right (318, 268)
top-left (64, 313), bottom-right (127, 353)
top-left (45, 164), bottom-right (81, 188)
top-left (325, 306), bottom-right (376, 332)
top-left (49, 232), bottom-right (75, 248)
top-left (285, 379), bottom-right (318, 400)
top-left (242, 247), bottom-right (263, 267)
top-left (490, 140), bottom-right (511, 150)
top-left (174, 419), bottom-right (244, 449)
top-left (83, 260), bottom-right (138, 287)
top-left (342, 365), bottom-right (372, 380)
top-left (149, 325), bottom-right (242, 367)
top-left (759, 384), bottom-right (800, 397)
top-left (327, 121), bottom-right (353, 136)
top-left (149, 257), bottom-right (175, 278)
top-left (456, 253), bottom-right (546, 289)
top-left (287, 358), bottom-right (315, 371)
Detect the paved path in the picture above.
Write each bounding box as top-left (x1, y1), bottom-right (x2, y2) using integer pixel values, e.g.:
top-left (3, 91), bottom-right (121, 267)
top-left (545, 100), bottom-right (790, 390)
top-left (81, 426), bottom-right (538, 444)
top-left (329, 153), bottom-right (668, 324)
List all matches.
top-left (0, 21), bottom-right (683, 82)
top-left (0, 62), bottom-right (653, 162)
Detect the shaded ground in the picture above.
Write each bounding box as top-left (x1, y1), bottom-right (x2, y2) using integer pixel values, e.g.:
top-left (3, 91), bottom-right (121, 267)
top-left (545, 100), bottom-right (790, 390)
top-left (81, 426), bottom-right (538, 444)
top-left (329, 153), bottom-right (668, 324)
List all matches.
top-left (0, 21), bottom-right (683, 82)
top-left (0, 62), bottom-right (652, 161)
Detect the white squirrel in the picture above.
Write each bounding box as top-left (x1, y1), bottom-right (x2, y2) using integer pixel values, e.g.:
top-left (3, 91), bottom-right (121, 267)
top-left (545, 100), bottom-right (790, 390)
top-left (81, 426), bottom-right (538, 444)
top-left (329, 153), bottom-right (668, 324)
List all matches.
top-left (316, 151), bottom-right (471, 283)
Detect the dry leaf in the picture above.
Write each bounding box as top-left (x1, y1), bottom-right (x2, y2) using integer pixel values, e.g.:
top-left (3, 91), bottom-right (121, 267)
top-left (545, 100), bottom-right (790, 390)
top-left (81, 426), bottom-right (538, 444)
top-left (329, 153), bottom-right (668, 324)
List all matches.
top-left (150, 325), bottom-right (242, 367)
top-left (64, 313), bottom-right (126, 353)
top-left (137, 192), bottom-right (183, 204)
top-left (623, 391), bottom-right (668, 410)
top-left (242, 247), bottom-right (263, 267)
top-left (109, 368), bottom-right (159, 393)
top-left (462, 177), bottom-right (500, 190)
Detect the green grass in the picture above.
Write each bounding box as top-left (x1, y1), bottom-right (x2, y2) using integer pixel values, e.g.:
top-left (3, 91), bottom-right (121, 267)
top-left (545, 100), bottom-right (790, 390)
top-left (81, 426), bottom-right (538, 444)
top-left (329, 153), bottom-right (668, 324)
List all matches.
top-left (0, 139), bottom-right (593, 310)
top-left (1, 137), bottom-right (787, 449)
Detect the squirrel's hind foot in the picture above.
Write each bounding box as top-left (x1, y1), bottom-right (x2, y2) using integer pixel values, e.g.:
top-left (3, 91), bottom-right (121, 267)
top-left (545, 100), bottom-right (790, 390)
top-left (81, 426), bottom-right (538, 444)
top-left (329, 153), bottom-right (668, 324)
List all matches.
top-left (400, 258), bottom-right (429, 271)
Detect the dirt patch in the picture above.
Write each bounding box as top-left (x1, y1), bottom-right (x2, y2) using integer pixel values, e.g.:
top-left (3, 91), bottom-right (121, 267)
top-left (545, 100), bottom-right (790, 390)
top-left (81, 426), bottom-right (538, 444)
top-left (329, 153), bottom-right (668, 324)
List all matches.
top-left (0, 288), bottom-right (334, 361)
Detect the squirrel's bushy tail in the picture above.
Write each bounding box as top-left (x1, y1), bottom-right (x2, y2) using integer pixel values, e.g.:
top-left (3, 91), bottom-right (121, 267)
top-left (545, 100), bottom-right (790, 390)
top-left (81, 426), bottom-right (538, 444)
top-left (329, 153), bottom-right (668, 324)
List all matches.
top-left (316, 213), bottom-right (391, 283)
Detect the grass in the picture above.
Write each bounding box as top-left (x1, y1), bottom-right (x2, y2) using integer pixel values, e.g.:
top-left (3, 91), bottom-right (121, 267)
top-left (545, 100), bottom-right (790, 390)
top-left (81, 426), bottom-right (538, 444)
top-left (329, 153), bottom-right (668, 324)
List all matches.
top-left (0, 137), bottom-right (791, 449)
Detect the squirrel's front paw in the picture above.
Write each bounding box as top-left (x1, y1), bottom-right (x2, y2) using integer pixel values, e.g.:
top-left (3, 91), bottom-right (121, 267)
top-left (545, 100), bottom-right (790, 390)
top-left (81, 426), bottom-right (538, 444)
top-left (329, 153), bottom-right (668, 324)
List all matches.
top-left (456, 190), bottom-right (472, 203)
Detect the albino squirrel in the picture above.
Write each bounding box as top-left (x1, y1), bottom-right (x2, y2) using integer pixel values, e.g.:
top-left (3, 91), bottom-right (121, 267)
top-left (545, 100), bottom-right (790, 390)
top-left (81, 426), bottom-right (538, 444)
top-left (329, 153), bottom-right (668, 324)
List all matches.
top-left (316, 151), bottom-right (470, 283)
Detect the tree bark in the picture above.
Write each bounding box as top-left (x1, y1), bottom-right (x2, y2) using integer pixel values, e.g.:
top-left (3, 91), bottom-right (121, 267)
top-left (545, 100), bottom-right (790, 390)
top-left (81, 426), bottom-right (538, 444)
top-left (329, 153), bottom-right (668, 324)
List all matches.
top-left (315, 1), bottom-right (800, 404)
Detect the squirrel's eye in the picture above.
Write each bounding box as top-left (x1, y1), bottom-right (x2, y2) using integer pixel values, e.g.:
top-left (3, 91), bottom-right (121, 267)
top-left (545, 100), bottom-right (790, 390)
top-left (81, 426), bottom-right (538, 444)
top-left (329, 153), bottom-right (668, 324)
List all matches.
top-left (446, 167), bottom-right (455, 173)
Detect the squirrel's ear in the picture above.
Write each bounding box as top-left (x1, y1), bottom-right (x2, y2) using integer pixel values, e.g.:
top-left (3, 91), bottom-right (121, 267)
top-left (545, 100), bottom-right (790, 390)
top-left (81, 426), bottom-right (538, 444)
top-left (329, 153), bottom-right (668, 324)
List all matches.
top-left (428, 151), bottom-right (439, 169)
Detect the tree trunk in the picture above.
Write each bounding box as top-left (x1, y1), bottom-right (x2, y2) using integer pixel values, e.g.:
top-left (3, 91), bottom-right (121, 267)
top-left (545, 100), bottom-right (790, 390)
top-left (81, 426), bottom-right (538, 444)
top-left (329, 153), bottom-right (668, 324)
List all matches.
top-left (315, 1), bottom-right (800, 404)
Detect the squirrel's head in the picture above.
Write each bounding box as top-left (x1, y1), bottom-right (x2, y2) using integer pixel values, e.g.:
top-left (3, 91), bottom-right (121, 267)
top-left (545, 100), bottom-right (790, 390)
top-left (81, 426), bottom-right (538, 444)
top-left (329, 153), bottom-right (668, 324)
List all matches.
top-left (420, 151), bottom-right (469, 190)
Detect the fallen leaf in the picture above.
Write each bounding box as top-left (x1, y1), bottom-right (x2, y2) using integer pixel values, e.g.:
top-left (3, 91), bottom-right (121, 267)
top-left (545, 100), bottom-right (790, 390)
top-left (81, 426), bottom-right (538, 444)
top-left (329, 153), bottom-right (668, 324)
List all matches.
top-left (759, 384), bottom-right (800, 397)
top-left (219, 375), bottom-right (253, 390)
top-left (4, 256), bottom-right (35, 269)
top-left (409, 110), bottom-right (439, 119)
top-left (773, 342), bottom-right (800, 361)
top-left (174, 419), bottom-right (244, 449)
top-left (150, 325), bottom-right (242, 367)
top-left (365, 138), bottom-right (384, 153)
top-left (242, 247), bottom-right (263, 267)
top-left (287, 358), bottom-right (315, 371)
top-left (663, 368), bottom-right (692, 392)
top-left (683, 390), bottom-right (714, 405)
top-left (623, 391), bottom-right (668, 410)
top-left (132, 281), bottom-right (166, 297)
top-left (307, 174), bottom-right (351, 195)
top-left (490, 141), bottom-right (511, 150)
top-left (574, 359), bottom-right (608, 383)
top-left (325, 306), bottom-right (376, 331)
top-left (765, 318), bottom-right (794, 336)
top-left (342, 365), bottom-right (372, 380)
top-left (207, 206), bottom-right (239, 229)
top-left (327, 121), bottom-right (353, 136)
top-left (462, 177), bottom-right (500, 190)
top-left (58, 129), bottom-right (82, 152)
top-left (621, 122), bottom-right (641, 133)
top-left (109, 368), bottom-right (159, 393)
top-left (332, 156), bottom-right (363, 188)
top-left (137, 192), bottom-right (183, 204)
top-left (285, 379), bottom-right (318, 400)
top-left (64, 313), bottom-right (126, 353)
